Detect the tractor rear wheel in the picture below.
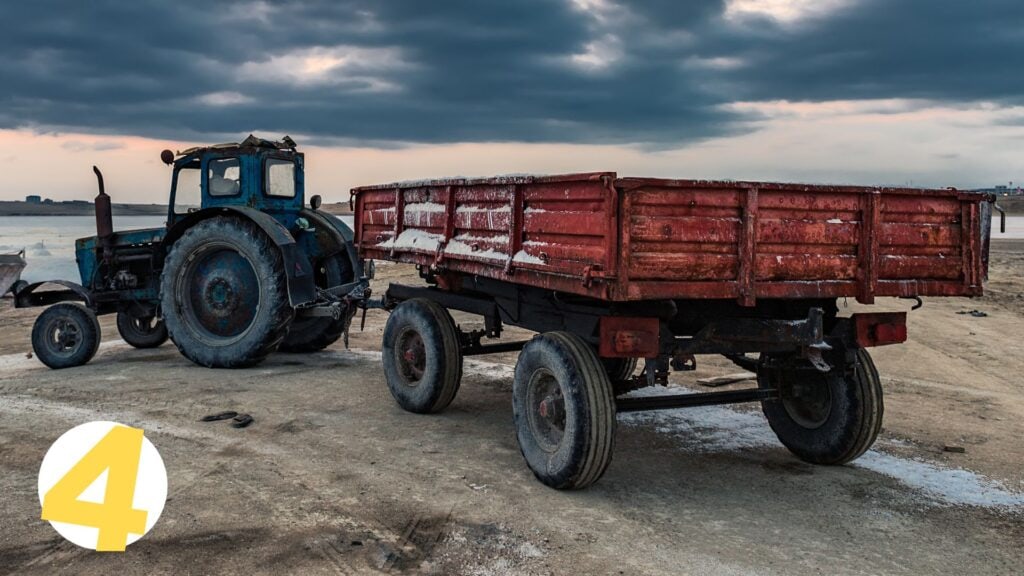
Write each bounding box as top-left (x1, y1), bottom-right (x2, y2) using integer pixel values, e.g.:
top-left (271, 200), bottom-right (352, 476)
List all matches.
top-left (31, 303), bottom-right (101, 369)
top-left (279, 252), bottom-right (354, 353)
top-left (116, 310), bottom-right (168, 349)
top-left (161, 217), bottom-right (294, 368)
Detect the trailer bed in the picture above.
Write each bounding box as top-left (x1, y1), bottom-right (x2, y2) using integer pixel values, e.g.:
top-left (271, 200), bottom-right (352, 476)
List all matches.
top-left (352, 173), bottom-right (993, 305)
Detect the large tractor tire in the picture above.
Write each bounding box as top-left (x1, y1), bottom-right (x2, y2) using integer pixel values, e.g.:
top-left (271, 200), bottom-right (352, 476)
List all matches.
top-left (758, 348), bottom-right (883, 465)
top-left (381, 298), bottom-right (463, 414)
top-left (278, 252), bottom-right (354, 353)
top-left (513, 332), bottom-right (616, 490)
top-left (161, 217), bottom-right (294, 368)
top-left (31, 303), bottom-right (101, 369)
top-left (116, 310), bottom-right (168, 349)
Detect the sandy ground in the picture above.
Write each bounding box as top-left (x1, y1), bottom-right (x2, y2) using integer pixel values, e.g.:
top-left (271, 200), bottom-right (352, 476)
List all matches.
top-left (0, 241), bottom-right (1022, 575)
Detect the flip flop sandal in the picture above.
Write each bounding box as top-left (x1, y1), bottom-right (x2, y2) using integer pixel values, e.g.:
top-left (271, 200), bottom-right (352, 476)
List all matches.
top-left (200, 411), bottom-right (238, 422)
top-left (231, 414), bottom-right (254, 429)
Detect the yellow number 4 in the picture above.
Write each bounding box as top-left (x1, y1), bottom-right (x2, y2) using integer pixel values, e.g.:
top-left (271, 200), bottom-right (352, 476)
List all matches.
top-left (41, 425), bottom-right (149, 552)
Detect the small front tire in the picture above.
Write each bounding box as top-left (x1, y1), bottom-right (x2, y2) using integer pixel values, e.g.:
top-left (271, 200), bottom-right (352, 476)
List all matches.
top-left (31, 303), bottom-right (101, 369)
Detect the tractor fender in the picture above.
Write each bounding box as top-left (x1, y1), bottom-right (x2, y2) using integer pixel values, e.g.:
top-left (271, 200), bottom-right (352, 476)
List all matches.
top-left (163, 207), bottom-right (316, 306)
top-left (13, 280), bottom-right (96, 309)
top-left (298, 209), bottom-right (363, 278)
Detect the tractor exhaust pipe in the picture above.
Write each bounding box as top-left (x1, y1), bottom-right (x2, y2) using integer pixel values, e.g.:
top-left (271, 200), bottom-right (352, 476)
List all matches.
top-left (93, 166), bottom-right (114, 263)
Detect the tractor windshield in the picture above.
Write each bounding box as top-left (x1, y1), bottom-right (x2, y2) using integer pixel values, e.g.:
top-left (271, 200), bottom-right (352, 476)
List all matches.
top-left (265, 158), bottom-right (296, 198)
top-left (208, 158), bottom-right (241, 196)
top-left (173, 165), bottom-right (201, 215)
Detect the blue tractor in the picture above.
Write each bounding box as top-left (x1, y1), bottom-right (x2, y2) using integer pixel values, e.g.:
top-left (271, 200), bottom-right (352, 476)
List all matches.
top-left (14, 135), bottom-right (371, 369)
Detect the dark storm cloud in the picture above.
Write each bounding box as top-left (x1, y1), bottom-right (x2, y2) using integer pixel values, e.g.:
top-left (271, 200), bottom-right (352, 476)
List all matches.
top-left (0, 0), bottom-right (1021, 146)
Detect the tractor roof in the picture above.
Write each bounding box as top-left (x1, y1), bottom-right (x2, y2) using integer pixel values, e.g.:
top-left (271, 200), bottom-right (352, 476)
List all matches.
top-left (176, 134), bottom-right (298, 158)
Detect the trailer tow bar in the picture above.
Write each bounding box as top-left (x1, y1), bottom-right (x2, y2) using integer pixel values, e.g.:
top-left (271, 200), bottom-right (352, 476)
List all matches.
top-left (615, 387), bottom-right (779, 413)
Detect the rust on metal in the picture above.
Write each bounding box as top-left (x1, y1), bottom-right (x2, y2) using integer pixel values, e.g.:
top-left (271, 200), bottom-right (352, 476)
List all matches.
top-left (352, 173), bottom-right (993, 306)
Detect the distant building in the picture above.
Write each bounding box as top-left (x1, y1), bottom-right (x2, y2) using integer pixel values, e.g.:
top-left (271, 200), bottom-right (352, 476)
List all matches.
top-left (972, 184), bottom-right (1022, 196)
top-left (25, 195), bottom-right (41, 203)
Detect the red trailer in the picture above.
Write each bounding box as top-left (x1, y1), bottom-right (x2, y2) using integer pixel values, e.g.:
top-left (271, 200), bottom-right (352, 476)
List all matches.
top-left (352, 173), bottom-right (995, 489)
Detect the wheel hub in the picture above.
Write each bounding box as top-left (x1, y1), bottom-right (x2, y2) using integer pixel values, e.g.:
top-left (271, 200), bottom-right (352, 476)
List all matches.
top-left (527, 369), bottom-right (566, 452)
top-left (180, 244), bottom-right (260, 340)
top-left (395, 329), bottom-right (426, 384)
top-left (204, 278), bottom-right (238, 313)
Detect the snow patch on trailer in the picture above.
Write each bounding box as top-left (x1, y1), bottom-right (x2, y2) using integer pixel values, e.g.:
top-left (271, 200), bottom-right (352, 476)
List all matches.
top-left (620, 385), bottom-right (1024, 510)
top-left (376, 229), bottom-right (443, 251)
top-left (513, 250), bottom-right (546, 265)
top-left (403, 202), bottom-right (447, 227)
top-left (444, 239), bottom-right (508, 261)
top-left (453, 233), bottom-right (509, 244)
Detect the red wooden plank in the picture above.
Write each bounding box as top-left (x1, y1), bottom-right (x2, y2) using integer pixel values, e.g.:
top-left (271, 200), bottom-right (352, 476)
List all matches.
top-left (737, 187), bottom-right (758, 306)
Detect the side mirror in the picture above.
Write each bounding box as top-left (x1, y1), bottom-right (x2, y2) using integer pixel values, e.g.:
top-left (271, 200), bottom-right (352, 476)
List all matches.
top-left (160, 150), bottom-right (174, 165)
top-left (310, 194), bottom-right (322, 211)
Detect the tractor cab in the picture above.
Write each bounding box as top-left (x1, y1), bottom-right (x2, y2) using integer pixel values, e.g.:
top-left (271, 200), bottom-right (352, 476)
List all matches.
top-left (165, 135), bottom-right (305, 226)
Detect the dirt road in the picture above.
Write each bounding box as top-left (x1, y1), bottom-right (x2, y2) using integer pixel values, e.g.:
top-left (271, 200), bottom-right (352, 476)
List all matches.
top-left (1, 242), bottom-right (1022, 575)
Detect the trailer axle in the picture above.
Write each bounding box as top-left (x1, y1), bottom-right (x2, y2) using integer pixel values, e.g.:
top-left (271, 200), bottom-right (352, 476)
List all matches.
top-left (615, 387), bottom-right (778, 413)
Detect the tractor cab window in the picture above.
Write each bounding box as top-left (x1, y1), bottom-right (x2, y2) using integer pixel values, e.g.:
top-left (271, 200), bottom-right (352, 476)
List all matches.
top-left (265, 158), bottom-right (296, 198)
top-left (173, 166), bottom-right (201, 214)
top-left (208, 157), bottom-right (241, 196)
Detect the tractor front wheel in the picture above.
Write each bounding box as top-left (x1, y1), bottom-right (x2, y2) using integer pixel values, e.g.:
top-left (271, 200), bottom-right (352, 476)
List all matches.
top-left (161, 217), bottom-right (294, 368)
top-left (31, 303), bottom-right (101, 369)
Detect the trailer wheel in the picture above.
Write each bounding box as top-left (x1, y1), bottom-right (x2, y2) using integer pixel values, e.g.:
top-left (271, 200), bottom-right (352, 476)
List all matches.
top-left (601, 357), bottom-right (638, 395)
top-left (116, 311), bottom-right (168, 349)
top-left (161, 217), bottom-right (294, 368)
top-left (31, 303), bottom-right (101, 369)
top-left (279, 252), bottom-right (354, 353)
top-left (758, 348), bottom-right (883, 465)
top-left (513, 332), bottom-right (616, 490)
top-left (381, 298), bottom-right (463, 413)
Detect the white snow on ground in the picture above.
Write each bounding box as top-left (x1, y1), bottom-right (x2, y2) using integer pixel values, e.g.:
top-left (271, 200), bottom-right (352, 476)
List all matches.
top-left (620, 385), bottom-right (1024, 510)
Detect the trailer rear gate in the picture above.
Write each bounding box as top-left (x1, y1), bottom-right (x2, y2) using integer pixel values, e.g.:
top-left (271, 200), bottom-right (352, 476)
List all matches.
top-left (352, 173), bottom-right (991, 306)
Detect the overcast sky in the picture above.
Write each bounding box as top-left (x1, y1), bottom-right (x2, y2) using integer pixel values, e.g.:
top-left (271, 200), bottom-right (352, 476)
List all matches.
top-left (1, 0), bottom-right (1022, 203)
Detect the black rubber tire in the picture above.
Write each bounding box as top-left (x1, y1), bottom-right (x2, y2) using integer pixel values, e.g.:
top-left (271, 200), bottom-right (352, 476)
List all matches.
top-left (31, 303), bottom-right (101, 369)
top-left (601, 357), bottom-right (638, 395)
top-left (381, 298), bottom-right (463, 414)
top-left (279, 252), bottom-right (354, 353)
top-left (160, 217), bottom-right (294, 368)
top-left (116, 311), bottom-right (168, 349)
top-left (758, 348), bottom-right (883, 465)
top-left (513, 332), bottom-right (616, 490)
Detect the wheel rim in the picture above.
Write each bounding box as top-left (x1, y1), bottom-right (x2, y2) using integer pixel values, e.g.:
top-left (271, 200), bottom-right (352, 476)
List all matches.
top-left (394, 327), bottom-right (426, 386)
top-left (175, 241), bottom-right (261, 345)
top-left (781, 372), bottom-right (833, 429)
top-left (525, 368), bottom-right (566, 453)
top-left (44, 317), bottom-right (83, 358)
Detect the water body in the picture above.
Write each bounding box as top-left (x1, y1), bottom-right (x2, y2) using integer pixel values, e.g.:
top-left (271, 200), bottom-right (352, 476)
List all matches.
top-left (0, 214), bottom-right (1018, 284)
top-left (0, 215), bottom-right (355, 283)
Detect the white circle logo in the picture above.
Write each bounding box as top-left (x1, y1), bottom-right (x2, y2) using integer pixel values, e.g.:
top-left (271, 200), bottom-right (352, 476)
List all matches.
top-left (38, 421), bottom-right (167, 551)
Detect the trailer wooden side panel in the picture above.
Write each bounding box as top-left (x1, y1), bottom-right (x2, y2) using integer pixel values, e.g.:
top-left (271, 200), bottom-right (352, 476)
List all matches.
top-left (352, 173), bottom-right (992, 304)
